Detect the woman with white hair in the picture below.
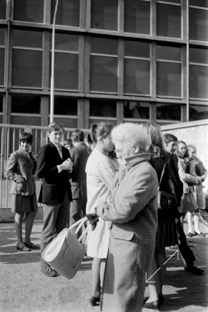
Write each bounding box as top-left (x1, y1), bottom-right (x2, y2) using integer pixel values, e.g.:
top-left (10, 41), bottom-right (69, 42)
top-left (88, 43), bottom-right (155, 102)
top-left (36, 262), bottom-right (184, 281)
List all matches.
top-left (92, 123), bottom-right (158, 312)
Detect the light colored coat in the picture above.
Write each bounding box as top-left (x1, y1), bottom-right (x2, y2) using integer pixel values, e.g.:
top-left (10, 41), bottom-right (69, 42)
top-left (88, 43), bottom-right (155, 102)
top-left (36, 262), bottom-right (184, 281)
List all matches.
top-left (96, 153), bottom-right (158, 312)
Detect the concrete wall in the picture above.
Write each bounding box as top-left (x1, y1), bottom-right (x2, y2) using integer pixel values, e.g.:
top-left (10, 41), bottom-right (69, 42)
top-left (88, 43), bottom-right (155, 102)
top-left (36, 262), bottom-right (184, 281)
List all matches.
top-left (161, 119), bottom-right (208, 191)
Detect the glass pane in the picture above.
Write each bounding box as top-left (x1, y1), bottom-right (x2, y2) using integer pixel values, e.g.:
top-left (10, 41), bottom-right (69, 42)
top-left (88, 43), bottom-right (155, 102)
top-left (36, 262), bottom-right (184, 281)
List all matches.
top-left (190, 105), bottom-right (208, 120)
top-left (0, 28), bottom-right (5, 45)
top-left (124, 59), bottom-right (150, 95)
top-left (90, 56), bottom-right (117, 93)
top-left (0, 0), bottom-right (7, 19)
top-left (189, 0), bottom-right (208, 8)
top-left (190, 47), bottom-right (208, 64)
top-left (157, 62), bottom-right (181, 97)
top-left (124, 101), bottom-right (149, 119)
top-left (54, 97), bottom-right (77, 115)
top-left (55, 33), bottom-right (78, 51)
top-left (124, 0), bottom-right (150, 34)
top-left (11, 95), bottom-right (41, 114)
top-left (51, 0), bottom-right (80, 27)
top-left (13, 29), bottom-right (42, 48)
top-left (157, 3), bottom-right (181, 38)
top-left (157, 104), bottom-right (181, 120)
top-left (0, 48), bottom-right (4, 85)
top-left (90, 99), bottom-right (116, 117)
top-left (189, 8), bottom-right (208, 41)
top-left (124, 40), bottom-right (150, 58)
top-left (0, 94), bottom-right (3, 111)
top-left (12, 50), bottom-right (42, 87)
top-left (14, 0), bottom-right (44, 23)
top-left (91, 0), bottom-right (118, 31)
top-left (157, 45), bottom-right (181, 61)
top-left (158, 0), bottom-right (181, 3)
top-left (189, 65), bottom-right (208, 99)
top-left (55, 53), bottom-right (78, 90)
top-left (91, 37), bottom-right (117, 55)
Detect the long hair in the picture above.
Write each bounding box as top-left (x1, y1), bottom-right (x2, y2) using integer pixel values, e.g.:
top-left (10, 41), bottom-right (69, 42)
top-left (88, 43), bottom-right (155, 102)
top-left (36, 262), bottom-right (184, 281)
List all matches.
top-left (89, 122), bottom-right (113, 144)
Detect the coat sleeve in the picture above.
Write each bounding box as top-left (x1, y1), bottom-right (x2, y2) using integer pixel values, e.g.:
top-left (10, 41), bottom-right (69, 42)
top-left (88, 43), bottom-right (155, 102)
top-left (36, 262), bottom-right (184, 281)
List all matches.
top-left (36, 146), bottom-right (58, 179)
top-left (178, 158), bottom-right (199, 185)
top-left (6, 153), bottom-right (25, 183)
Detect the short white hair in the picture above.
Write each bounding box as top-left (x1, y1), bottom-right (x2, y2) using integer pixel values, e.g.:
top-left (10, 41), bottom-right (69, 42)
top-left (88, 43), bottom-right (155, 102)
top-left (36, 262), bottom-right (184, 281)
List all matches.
top-left (111, 123), bottom-right (151, 152)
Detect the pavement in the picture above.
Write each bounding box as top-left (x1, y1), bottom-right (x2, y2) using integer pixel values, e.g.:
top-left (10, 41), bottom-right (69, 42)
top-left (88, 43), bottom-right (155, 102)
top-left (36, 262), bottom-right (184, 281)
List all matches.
top-left (0, 217), bottom-right (208, 312)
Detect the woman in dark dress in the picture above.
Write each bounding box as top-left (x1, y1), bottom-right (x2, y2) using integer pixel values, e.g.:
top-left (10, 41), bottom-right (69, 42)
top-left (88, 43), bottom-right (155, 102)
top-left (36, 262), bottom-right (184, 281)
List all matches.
top-left (144, 122), bottom-right (179, 309)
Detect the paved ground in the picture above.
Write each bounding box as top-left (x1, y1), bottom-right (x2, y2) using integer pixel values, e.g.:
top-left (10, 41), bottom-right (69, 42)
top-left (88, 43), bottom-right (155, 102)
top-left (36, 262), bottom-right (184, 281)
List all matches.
top-left (0, 218), bottom-right (208, 312)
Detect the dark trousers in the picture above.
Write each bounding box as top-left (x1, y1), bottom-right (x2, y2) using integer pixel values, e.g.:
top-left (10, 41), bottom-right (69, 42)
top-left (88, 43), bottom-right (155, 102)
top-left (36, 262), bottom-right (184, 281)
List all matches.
top-left (40, 193), bottom-right (69, 270)
top-left (176, 217), bottom-right (195, 267)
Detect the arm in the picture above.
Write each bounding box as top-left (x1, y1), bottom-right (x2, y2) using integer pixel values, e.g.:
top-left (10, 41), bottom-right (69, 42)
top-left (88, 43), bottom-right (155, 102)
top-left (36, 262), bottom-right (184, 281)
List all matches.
top-left (178, 158), bottom-right (200, 185)
top-left (6, 153), bottom-right (24, 183)
top-left (97, 158), bottom-right (116, 190)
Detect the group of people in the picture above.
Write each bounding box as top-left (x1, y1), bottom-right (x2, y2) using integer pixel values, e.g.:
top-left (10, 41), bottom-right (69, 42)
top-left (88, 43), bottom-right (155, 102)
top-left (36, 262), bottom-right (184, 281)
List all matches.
top-left (6, 121), bottom-right (207, 312)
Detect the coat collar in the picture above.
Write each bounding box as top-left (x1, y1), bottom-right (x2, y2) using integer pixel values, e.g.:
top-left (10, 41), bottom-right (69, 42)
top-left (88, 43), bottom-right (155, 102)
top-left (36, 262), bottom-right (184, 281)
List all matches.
top-left (17, 147), bottom-right (30, 159)
top-left (126, 152), bottom-right (151, 169)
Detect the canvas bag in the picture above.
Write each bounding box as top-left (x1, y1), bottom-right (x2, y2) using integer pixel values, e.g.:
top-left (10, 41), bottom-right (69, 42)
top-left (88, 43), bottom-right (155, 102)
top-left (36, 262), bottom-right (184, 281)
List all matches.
top-left (42, 217), bottom-right (89, 279)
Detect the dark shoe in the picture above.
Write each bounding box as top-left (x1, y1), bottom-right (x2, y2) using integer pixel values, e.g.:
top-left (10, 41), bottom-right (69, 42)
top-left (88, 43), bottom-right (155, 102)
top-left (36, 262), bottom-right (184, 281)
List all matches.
top-left (41, 266), bottom-right (59, 277)
top-left (185, 266), bottom-right (204, 275)
top-left (24, 242), bottom-right (40, 250)
top-left (187, 232), bottom-right (195, 237)
top-left (194, 231), bottom-right (206, 237)
top-left (143, 299), bottom-right (159, 309)
top-left (89, 296), bottom-right (100, 306)
top-left (16, 243), bottom-right (31, 252)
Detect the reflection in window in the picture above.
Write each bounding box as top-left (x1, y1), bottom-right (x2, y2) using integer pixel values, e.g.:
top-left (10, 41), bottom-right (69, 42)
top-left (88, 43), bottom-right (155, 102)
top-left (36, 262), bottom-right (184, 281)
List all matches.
top-left (11, 95), bottom-right (41, 114)
top-left (157, 3), bottom-right (181, 38)
top-left (90, 99), bottom-right (116, 117)
top-left (124, 0), bottom-right (150, 34)
top-left (54, 97), bottom-right (77, 115)
top-left (189, 105), bottom-right (208, 120)
top-left (156, 104), bottom-right (181, 120)
top-left (14, 0), bottom-right (44, 23)
top-left (51, 0), bottom-right (80, 27)
top-left (156, 45), bottom-right (181, 97)
top-left (124, 101), bottom-right (149, 119)
top-left (189, 8), bottom-right (208, 41)
top-left (91, 0), bottom-right (118, 31)
top-left (189, 47), bottom-right (208, 99)
top-left (0, 0), bottom-right (6, 20)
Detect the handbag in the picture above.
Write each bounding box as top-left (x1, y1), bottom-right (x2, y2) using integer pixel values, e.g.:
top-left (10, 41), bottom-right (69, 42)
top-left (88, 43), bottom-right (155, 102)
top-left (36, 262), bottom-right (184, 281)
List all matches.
top-left (42, 217), bottom-right (89, 279)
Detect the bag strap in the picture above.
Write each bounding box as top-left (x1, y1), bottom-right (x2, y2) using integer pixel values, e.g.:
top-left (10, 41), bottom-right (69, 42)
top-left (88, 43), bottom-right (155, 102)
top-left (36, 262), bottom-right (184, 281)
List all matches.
top-left (68, 216), bottom-right (89, 243)
top-left (159, 162), bottom-right (166, 186)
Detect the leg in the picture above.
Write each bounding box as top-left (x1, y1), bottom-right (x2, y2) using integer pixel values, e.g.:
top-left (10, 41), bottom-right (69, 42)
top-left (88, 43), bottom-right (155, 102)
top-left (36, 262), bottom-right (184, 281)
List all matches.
top-left (187, 211), bottom-right (194, 234)
top-left (14, 212), bottom-right (24, 246)
top-left (91, 257), bottom-right (102, 298)
top-left (24, 211), bottom-right (37, 244)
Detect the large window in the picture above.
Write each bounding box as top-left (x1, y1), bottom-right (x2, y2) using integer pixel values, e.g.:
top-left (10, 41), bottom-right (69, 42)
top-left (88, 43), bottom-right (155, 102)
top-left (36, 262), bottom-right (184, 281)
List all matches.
top-left (124, 40), bottom-right (150, 95)
top-left (156, 103), bottom-right (181, 121)
top-left (0, 0), bottom-right (6, 20)
top-left (91, 0), bottom-right (118, 31)
top-left (12, 29), bottom-right (43, 88)
top-left (156, 45), bottom-right (182, 97)
top-left (124, 0), bottom-right (150, 34)
top-left (0, 28), bottom-right (5, 86)
top-left (90, 37), bottom-right (118, 93)
top-left (53, 33), bottom-right (79, 90)
top-left (54, 96), bottom-right (77, 115)
top-left (51, 0), bottom-right (80, 27)
top-left (189, 47), bottom-right (208, 99)
top-left (189, 1), bottom-right (208, 41)
top-left (157, 1), bottom-right (181, 38)
top-left (13, 0), bottom-right (44, 23)
top-left (124, 101), bottom-right (150, 119)
top-left (11, 95), bottom-right (41, 114)
top-left (90, 99), bottom-right (116, 117)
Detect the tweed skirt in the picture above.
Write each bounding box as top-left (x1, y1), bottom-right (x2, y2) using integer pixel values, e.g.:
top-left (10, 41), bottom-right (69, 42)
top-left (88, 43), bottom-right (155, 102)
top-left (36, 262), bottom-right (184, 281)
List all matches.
top-left (11, 193), bottom-right (38, 214)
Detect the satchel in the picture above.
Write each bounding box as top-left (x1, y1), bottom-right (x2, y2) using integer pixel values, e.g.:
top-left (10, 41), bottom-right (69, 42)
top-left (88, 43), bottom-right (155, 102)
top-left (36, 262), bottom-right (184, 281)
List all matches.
top-left (42, 217), bottom-right (89, 279)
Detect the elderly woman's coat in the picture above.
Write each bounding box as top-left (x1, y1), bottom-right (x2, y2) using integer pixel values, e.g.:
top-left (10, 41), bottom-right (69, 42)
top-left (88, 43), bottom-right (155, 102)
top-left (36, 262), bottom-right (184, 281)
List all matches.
top-left (96, 153), bottom-right (158, 312)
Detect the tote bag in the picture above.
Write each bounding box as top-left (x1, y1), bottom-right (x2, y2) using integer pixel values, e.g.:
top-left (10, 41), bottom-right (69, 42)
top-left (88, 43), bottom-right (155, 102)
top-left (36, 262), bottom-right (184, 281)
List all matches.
top-left (42, 217), bottom-right (88, 279)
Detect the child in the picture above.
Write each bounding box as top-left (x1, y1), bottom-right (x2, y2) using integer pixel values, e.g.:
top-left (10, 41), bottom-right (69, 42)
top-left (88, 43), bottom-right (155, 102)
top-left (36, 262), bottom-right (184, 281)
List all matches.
top-left (187, 145), bottom-right (207, 237)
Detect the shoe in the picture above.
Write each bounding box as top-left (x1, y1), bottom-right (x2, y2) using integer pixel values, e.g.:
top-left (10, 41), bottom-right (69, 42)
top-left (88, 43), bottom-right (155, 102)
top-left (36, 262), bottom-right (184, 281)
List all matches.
top-left (16, 243), bottom-right (31, 252)
top-left (185, 266), bottom-right (204, 275)
top-left (41, 266), bottom-right (59, 277)
top-left (143, 299), bottom-right (159, 309)
top-left (24, 242), bottom-right (40, 250)
top-left (187, 232), bottom-right (195, 237)
top-left (89, 296), bottom-right (100, 306)
top-left (194, 232), bottom-right (206, 237)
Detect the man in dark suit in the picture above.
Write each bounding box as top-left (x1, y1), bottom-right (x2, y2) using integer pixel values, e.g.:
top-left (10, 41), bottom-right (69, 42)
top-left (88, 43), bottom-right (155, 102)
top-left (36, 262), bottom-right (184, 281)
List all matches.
top-left (68, 129), bottom-right (89, 228)
top-left (163, 133), bottom-right (204, 275)
top-left (36, 123), bottom-right (72, 277)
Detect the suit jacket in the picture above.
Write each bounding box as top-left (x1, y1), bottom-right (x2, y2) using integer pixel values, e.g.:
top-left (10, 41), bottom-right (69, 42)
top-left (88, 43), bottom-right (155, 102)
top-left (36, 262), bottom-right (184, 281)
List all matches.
top-left (36, 141), bottom-right (72, 204)
top-left (6, 148), bottom-right (36, 196)
top-left (70, 142), bottom-right (89, 199)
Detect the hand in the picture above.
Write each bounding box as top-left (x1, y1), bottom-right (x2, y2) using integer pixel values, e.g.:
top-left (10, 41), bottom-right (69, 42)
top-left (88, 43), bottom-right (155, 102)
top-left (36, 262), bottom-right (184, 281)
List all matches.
top-left (60, 158), bottom-right (73, 171)
top-left (86, 214), bottom-right (99, 230)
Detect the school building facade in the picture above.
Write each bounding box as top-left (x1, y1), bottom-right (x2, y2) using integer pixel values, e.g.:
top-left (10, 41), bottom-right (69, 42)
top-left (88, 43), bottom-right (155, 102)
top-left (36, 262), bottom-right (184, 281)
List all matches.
top-left (0, 0), bottom-right (208, 129)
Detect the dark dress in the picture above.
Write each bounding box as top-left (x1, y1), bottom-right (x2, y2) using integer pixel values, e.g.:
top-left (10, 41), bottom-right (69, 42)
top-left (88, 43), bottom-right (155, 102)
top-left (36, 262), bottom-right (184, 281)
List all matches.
top-left (150, 154), bottom-right (178, 248)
